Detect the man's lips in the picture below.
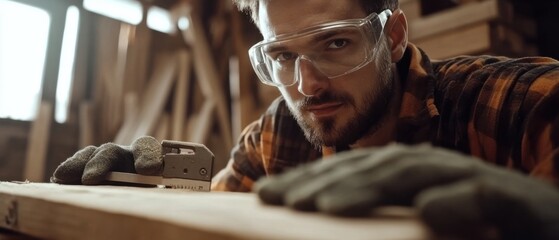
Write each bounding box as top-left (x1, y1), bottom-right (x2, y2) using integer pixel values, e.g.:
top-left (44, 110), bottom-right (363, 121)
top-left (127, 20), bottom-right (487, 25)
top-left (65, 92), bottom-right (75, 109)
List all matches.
top-left (305, 102), bottom-right (344, 117)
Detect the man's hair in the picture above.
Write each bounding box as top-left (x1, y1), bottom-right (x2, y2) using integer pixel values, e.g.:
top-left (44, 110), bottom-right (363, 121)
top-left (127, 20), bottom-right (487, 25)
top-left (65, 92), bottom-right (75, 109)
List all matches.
top-left (232, 0), bottom-right (399, 24)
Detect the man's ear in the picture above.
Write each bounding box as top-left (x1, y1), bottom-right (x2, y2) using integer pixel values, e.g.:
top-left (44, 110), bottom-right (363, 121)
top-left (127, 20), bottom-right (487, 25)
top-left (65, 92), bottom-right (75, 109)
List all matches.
top-left (385, 9), bottom-right (408, 63)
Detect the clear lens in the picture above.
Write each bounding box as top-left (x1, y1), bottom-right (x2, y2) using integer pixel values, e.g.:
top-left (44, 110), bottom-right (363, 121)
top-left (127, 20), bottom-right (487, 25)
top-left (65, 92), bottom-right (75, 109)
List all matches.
top-left (249, 10), bottom-right (391, 87)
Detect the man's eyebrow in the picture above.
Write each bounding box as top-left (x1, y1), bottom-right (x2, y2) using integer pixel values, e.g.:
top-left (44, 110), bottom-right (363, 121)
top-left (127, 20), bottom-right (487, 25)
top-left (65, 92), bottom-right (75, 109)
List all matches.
top-left (263, 29), bottom-right (351, 53)
top-left (311, 30), bottom-right (342, 43)
top-left (264, 44), bottom-right (287, 53)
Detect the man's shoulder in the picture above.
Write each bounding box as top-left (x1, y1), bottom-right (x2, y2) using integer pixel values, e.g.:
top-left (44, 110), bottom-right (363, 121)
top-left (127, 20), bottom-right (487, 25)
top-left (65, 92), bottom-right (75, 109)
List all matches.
top-left (431, 55), bottom-right (559, 79)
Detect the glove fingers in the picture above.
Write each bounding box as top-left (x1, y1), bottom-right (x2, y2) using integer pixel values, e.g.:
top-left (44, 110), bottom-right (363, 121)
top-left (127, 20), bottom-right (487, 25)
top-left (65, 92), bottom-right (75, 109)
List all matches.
top-left (381, 159), bottom-right (477, 206)
top-left (316, 189), bottom-right (382, 217)
top-left (306, 148), bottom-right (478, 217)
top-left (281, 144), bottom-right (414, 210)
top-left (313, 164), bottom-right (406, 216)
top-left (51, 146), bottom-right (98, 184)
top-left (257, 148), bottom-right (381, 206)
top-left (82, 143), bottom-right (134, 185)
top-left (255, 162), bottom-right (341, 206)
top-left (415, 179), bottom-right (495, 239)
top-left (284, 152), bottom-right (388, 211)
top-left (290, 146), bottom-right (476, 214)
top-left (475, 175), bottom-right (559, 240)
top-left (131, 136), bottom-right (163, 175)
top-left (420, 172), bottom-right (559, 240)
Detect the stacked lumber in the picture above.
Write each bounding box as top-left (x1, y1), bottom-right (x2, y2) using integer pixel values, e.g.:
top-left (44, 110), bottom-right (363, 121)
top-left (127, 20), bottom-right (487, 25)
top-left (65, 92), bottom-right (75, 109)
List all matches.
top-left (407, 0), bottom-right (539, 59)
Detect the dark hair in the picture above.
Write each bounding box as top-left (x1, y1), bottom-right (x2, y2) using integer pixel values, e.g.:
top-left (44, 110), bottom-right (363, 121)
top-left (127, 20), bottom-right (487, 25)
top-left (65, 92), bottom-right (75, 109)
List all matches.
top-left (232, 0), bottom-right (398, 24)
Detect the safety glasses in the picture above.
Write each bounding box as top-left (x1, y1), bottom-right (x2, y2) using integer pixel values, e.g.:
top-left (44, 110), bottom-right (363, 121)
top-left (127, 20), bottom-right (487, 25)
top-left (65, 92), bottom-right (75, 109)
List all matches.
top-left (248, 9), bottom-right (392, 87)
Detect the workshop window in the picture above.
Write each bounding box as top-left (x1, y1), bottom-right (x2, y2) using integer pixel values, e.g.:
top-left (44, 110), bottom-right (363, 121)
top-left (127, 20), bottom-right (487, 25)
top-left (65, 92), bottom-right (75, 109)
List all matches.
top-left (147, 6), bottom-right (175, 34)
top-left (0, 1), bottom-right (81, 124)
top-left (55, 5), bottom-right (80, 123)
top-left (0, 1), bottom-right (50, 121)
top-left (83, 0), bottom-right (142, 25)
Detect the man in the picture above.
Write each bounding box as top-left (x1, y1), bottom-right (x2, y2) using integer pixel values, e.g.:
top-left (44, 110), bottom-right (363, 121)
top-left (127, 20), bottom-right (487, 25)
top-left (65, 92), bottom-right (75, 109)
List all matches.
top-left (53, 0), bottom-right (559, 239)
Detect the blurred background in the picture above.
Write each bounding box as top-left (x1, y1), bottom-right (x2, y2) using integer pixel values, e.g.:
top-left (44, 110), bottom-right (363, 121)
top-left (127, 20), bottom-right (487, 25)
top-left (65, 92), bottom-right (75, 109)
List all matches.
top-left (0, 0), bottom-right (557, 182)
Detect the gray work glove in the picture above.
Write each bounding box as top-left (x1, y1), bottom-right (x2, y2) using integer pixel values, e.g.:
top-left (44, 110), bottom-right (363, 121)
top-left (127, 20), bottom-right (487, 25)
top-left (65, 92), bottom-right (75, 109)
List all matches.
top-left (255, 143), bottom-right (559, 240)
top-left (51, 136), bottom-right (163, 185)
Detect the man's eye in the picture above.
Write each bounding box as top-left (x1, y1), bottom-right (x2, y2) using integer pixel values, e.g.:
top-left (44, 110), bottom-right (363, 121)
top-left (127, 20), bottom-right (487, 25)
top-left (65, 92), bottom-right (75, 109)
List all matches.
top-left (276, 52), bottom-right (297, 62)
top-left (328, 39), bottom-right (348, 49)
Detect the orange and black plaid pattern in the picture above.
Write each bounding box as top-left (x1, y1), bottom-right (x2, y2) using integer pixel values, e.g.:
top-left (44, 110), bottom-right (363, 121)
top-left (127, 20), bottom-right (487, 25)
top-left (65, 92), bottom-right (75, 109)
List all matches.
top-left (211, 43), bottom-right (559, 192)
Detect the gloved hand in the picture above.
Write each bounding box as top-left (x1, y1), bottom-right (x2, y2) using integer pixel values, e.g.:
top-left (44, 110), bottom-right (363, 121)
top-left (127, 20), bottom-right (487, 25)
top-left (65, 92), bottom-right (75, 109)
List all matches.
top-left (255, 143), bottom-right (559, 240)
top-left (51, 136), bottom-right (163, 185)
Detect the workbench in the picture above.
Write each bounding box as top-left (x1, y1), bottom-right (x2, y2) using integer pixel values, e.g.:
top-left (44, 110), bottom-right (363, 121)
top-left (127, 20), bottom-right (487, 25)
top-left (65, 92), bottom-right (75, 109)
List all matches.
top-left (0, 182), bottom-right (430, 239)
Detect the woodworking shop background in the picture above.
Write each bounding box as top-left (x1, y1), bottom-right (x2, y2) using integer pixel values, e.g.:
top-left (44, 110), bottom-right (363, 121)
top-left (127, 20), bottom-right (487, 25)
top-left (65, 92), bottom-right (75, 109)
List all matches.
top-left (0, 0), bottom-right (558, 182)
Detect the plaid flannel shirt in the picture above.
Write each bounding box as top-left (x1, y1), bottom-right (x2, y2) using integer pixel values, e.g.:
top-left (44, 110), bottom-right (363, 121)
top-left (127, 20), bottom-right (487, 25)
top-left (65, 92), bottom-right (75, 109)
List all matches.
top-left (211, 43), bottom-right (559, 192)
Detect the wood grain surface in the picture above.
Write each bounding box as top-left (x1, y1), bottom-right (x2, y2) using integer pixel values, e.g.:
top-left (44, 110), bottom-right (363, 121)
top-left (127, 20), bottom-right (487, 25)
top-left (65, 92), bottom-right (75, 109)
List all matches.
top-left (0, 182), bottom-right (430, 240)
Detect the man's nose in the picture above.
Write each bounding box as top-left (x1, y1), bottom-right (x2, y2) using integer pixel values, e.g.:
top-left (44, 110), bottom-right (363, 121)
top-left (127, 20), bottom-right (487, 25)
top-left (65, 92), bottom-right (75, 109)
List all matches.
top-left (295, 56), bottom-right (329, 97)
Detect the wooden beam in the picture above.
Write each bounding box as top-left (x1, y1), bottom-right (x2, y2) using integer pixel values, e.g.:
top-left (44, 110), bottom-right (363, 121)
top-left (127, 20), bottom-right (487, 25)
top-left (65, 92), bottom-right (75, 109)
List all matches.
top-left (0, 182), bottom-right (429, 240)
top-left (93, 17), bottom-right (121, 142)
top-left (153, 113), bottom-right (170, 141)
top-left (79, 101), bottom-right (94, 148)
top-left (186, 100), bottom-right (215, 144)
top-left (68, 10), bottom-right (94, 125)
top-left (39, 5), bottom-right (66, 105)
top-left (171, 50), bottom-right (192, 140)
top-left (23, 102), bottom-right (53, 182)
top-left (114, 53), bottom-right (177, 144)
top-left (175, 3), bottom-right (233, 150)
top-left (229, 7), bottom-right (261, 138)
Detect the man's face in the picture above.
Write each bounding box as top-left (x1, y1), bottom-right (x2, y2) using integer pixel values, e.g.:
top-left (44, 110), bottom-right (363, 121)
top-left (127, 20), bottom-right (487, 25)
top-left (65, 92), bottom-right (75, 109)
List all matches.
top-left (258, 0), bottom-right (394, 148)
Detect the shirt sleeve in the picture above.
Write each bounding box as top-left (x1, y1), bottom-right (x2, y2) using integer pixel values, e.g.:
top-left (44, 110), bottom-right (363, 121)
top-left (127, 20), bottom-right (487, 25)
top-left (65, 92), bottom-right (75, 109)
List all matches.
top-left (432, 55), bottom-right (559, 184)
top-left (517, 67), bottom-right (559, 184)
top-left (210, 96), bottom-right (322, 192)
top-left (211, 120), bottom-right (267, 192)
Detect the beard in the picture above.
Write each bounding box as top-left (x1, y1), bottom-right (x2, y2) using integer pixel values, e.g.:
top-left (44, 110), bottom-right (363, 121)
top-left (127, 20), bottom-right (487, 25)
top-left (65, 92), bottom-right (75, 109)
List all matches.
top-left (290, 46), bottom-right (394, 149)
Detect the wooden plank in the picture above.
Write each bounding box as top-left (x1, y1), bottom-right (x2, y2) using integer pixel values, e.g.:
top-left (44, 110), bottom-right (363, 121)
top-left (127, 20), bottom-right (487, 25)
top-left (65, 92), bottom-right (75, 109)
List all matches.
top-left (414, 22), bottom-right (491, 59)
top-left (409, 0), bottom-right (498, 41)
top-left (171, 50), bottom-right (192, 141)
top-left (23, 102), bottom-right (53, 182)
top-left (0, 182), bottom-right (429, 240)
